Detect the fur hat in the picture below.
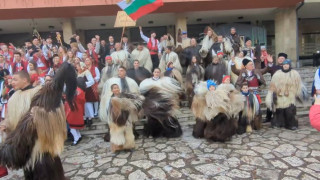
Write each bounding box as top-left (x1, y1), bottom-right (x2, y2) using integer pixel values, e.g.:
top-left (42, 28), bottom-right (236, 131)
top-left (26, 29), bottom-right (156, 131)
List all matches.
top-left (217, 51), bottom-right (224, 56)
top-left (207, 79), bottom-right (217, 90)
top-left (283, 59), bottom-right (291, 66)
top-left (105, 56), bottom-right (112, 61)
top-left (242, 58), bottom-right (251, 66)
top-left (245, 37), bottom-right (251, 43)
top-left (278, 52), bottom-right (288, 59)
top-left (222, 75), bottom-right (230, 83)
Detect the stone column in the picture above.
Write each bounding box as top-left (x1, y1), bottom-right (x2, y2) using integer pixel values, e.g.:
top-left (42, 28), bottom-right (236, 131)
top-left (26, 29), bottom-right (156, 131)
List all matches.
top-left (175, 14), bottom-right (188, 42)
top-left (61, 18), bottom-right (76, 43)
top-left (275, 7), bottom-right (298, 67)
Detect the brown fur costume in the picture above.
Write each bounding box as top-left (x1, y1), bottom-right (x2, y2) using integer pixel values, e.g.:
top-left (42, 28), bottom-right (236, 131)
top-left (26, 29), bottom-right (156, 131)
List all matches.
top-left (108, 93), bottom-right (144, 152)
top-left (185, 63), bottom-right (204, 107)
top-left (192, 83), bottom-right (244, 141)
top-left (0, 62), bottom-right (77, 180)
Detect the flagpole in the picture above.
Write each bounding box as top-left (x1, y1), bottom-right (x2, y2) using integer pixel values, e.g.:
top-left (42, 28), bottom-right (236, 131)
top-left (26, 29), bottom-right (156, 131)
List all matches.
top-left (120, 16), bottom-right (127, 47)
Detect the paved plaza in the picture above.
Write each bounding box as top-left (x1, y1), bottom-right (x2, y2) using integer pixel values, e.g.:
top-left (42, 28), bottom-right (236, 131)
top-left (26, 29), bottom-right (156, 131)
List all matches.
top-left (3, 117), bottom-right (320, 180)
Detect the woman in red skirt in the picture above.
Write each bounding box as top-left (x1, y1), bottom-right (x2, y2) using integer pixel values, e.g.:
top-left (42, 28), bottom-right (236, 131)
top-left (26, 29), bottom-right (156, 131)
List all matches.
top-left (65, 77), bottom-right (86, 146)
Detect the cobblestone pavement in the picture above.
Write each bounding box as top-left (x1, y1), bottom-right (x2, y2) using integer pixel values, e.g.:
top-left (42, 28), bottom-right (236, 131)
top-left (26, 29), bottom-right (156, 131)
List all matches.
top-left (4, 117), bottom-right (320, 180)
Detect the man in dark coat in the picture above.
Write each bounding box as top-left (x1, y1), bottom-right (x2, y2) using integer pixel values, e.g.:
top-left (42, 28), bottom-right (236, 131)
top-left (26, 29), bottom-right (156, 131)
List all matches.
top-left (127, 60), bottom-right (152, 85)
top-left (227, 27), bottom-right (241, 55)
top-left (204, 54), bottom-right (228, 84)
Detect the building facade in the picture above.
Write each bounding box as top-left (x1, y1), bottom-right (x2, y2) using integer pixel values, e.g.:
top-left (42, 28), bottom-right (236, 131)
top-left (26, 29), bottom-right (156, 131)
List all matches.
top-left (0, 0), bottom-right (320, 67)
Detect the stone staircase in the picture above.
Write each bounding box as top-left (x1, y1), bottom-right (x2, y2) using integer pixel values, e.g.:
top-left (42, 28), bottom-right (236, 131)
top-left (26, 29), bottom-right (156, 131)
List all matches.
top-left (81, 66), bottom-right (317, 136)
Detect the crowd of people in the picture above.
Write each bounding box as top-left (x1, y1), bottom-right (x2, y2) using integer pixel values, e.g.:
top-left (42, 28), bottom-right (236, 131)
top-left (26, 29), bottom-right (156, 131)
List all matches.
top-left (0, 25), bottom-right (314, 179)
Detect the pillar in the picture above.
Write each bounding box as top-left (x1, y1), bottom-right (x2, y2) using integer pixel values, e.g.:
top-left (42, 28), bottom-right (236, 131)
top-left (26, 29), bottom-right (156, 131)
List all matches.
top-left (61, 18), bottom-right (76, 43)
top-left (175, 14), bottom-right (188, 41)
top-left (275, 7), bottom-right (298, 67)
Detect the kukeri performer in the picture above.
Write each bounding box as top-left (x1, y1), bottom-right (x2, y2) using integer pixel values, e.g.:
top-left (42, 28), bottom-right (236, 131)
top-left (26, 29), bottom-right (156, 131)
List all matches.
top-left (0, 62), bottom-right (77, 179)
top-left (237, 82), bottom-right (260, 134)
top-left (266, 59), bottom-right (308, 130)
top-left (140, 71), bottom-right (183, 138)
top-left (186, 55), bottom-right (204, 107)
top-left (111, 42), bottom-right (130, 69)
top-left (231, 58), bottom-right (271, 131)
top-left (98, 56), bottom-right (119, 94)
top-left (100, 66), bottom-right (140, 141)
top-left (159, 46), bottom-right (182, 73)
top-left (192, 80), bottom-right (244, 142)
top-left (102, 83), bottom-right (144, 152)
top-left (130, 42), bottom-right (153, 73)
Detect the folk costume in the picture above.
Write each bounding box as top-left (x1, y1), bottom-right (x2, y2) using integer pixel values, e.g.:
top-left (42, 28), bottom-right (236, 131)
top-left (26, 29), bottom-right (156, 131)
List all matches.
top-left (139, 77), bottom-right (183, 138)
top-left (0, 62), bottom-right (77, 180)
top-left (140, 31), bottom-right (161, 71)
top-left (111, 50), bottom-right (130, 69)
top-left (98, 56), bottom-right (119, 94)
top-left (130, 47), bottom-right (153, 73)
top-left (192, 81), bottom-right (244, 141)
top-left (186, 61), bottom-right (205, 106)
top-left (199, 27), bottom-right (217, 59)
top-left (227, 31), bottom-right (241, 55)
top-left (160, 34), bottom-right (175, 53)
top-left (266, 60), bottom-right (307, 130)
top-left (231, 59), bottom-right (269, 131)
top-left (163, 62), bottom-right (184, 88)
top-left (65, 77), bottom-right (86, 145)
top-left (159, 51), bottom-right (182, 73)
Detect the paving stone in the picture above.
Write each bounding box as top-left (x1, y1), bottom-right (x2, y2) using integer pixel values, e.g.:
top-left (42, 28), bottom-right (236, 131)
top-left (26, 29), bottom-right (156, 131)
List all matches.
top-left (148, 167), bottom-right (167, 180)
top-left (105, 167), bottom-right (119, 174)
top-left (128, 170), bottom-right (148, 180)
top-left (87, 171), bottom-right (101, 179)
top-left (169, 159), bottom-right (185, 168)
top-left (273, 144), bottom-right (297, 156)
top-left (112, 158), bottom-right (127, 166)
top-left (149, 153), bottom-right (166, 161)
top-left (255, 169), bottom-right (281, 179)
top-left (76, 168), bottom-right (95, 176)
top-left (283, 156), bottom-right (305, 167)
top-left (251, 146), bottom-right (271, 154)
top-left (195, 164), bottom-right (229, 176)
top-left (120, 166), bottom-right (134, 174)
top-left (284, 169), bottom-right (302, 177)
top-left (130, 160), bottom-right (153, 169)
top-left (99, 174), bottom-right (125, 180)
top-left (130, 150), bottom-right (147, 160)
top-left (270, 160), bottom-right (289, 169)
top-left (226, 169), bottom-right (251, 178)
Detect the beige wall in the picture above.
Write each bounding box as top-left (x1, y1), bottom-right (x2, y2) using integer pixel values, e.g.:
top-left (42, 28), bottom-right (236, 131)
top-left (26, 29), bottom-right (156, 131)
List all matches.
top-left (275, 7), bottom-right (298, 67)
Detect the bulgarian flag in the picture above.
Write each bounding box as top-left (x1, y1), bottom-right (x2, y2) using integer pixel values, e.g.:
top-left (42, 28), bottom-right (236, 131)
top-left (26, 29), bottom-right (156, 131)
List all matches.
top-left (117, 0), bottom-right (164, 20)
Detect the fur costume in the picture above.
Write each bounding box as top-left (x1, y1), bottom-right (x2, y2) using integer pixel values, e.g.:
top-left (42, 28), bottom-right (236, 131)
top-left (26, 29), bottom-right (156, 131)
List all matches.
top-left (199, 27), bottom-right (218, 58)
top-left (186, 63), bottom-right (205, 106)
top-left (192, 83), bottom-right (244, 141)
top-left (98, 63), bottom-right (119, 94)
top-left (180, 45), bottom-right (201, 68)
top-left (237, 92), bottom-right (261, 135)
top-left (140, 77), bottom-right (183, 138)
top-left (0, 62), bottom-right (77, 180)
top-left (127, 67), bottom-right (152, 85)
top-left (163, 68), bottom-right (184, 89)
top-left (99, 76), bottom-right (139, 123)
top-left (111, 50), bottom-right (130, 69)
top-left (160, 34), bottom-right (175, 51)
top-left (266, 68), bottom-right (307, 129)
top-left (130, 47), bottom-right (153, 73)
top-left (159, 51), bottom-right (182, 73)
top-left (108, 93), bottom-right (144, 152)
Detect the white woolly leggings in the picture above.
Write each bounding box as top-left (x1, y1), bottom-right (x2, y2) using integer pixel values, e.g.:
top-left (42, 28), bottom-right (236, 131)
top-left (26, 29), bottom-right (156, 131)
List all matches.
top-left (70, 129), bottom-right (81, 143)
top-left (85, 102), bottom-right (99, 119)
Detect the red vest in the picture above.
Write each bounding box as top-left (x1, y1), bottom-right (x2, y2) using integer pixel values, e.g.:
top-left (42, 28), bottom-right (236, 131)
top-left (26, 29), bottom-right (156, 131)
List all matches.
top-left (11, 61), bottom-right (28, 73)
top-left (33, 55), bottom-right (49, 71)
top-left (247, 75), bottom-right (259, 89)
top-left (0, 50), bottom-right (14, 64)
top-left (147, 38), bottom-right (158, 55)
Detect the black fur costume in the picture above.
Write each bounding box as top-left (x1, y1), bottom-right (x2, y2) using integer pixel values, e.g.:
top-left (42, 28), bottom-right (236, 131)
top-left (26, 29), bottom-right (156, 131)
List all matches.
top-left (0, 62), bottom-right (77, 180)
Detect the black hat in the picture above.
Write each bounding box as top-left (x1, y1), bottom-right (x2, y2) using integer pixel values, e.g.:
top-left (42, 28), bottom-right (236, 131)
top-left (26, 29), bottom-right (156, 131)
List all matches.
top-left (242, 50), bottom-right (248, 57)
top-left (242, 58), bottom-right (251, 66)
top-left (278, 52), bottom-right (288, 59)
top-left (32, 36), bottom-right (39, 40)
top-left (70, 37), bottom-right (77, 43)
top-left (46, 35), bottom-right (52, 40)
top-left (245, 37), bottom-right (251, 43)
top-left (123, 34), bottom-right (128, 38)
top-left (0, 69), bottom-right (10, 78)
